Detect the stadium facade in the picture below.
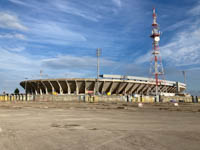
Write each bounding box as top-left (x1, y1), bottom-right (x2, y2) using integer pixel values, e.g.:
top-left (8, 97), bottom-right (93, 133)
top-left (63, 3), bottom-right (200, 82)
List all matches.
top-left (20, 74), bottom-right (186, 96)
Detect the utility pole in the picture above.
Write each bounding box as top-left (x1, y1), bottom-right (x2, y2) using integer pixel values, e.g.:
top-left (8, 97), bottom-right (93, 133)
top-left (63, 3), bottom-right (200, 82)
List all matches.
top-left (96, 48), bottom-right (101, 95)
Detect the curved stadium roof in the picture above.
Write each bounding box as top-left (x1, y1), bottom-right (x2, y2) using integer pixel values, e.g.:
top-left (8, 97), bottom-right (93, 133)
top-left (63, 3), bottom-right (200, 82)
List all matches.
top-left (20, 75), bottom-right (186, 95)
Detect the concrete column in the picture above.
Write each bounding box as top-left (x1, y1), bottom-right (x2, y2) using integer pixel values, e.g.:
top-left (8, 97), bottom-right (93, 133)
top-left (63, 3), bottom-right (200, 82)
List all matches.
top-left (139, 84), bottom-right (148, 94)
top-left (31, 82), bottom-right (38, 95)
top-left (163, 85), bottom-right (168, 93)
top-left (136, 84), bottom-right (145, 94)
top-left (49, 81), bottom-right (55, 94)
top-left (93, 81), bottom-right (97, 94)
top-left (176, 82), bottom-right (180, 93)
top-left (57, 81), bottom-right (63, 94)
top-left (84, 81), bottom-right (87, 94)
top-left (149, 84), bottom-right (156, 94)
top-left (145, 84), bottom-right (153, 95)
top-left (108, 82), bottom-right (114, 94)
top-left (66, 81), bottom-right (71, 94)
top-left (28, 82), bottom-right (34, 95)
top-left (169, 87), bottom-right (176, 93)
top-left (167, 86), bottom-right (173, 93)
top-left (101, 81), bottom-right (105, 94)
top-left (113, 82), bottom-right (121, 94)
top-left (129, 84), bottom-right (139, 94)
top-left (159, 85), bottom-right (165, 93)
top-left (117, 83), bottom-right (127, 94)
top-left (75, 81), bottom-right (79, 95)
top-left (40, 88), bottom-right (43, 95)
top-left (41, 81), bottom-right (48, 94)
top-left (124, 83), bottom-right (133, 94)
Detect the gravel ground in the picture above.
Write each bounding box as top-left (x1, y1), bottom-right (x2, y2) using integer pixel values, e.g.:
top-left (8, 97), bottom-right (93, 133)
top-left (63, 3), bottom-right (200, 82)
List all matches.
top-left (0, 102), bottom-right (200, 150)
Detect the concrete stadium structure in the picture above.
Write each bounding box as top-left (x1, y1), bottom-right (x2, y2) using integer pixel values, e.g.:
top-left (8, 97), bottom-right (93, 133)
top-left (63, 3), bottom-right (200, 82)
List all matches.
top-left (20, 74), bottom-right (186, 96)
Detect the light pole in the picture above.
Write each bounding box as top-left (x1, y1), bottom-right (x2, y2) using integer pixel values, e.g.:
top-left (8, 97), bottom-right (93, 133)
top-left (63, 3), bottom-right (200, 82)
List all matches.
top-left (25, 77), bottom-right (28, 101)
top-left (182, 71), bottom-right (187, 93)
top-left (182, 71), bottom-right (186, 84)
top-left (96, 48), bottom-right (101, 95)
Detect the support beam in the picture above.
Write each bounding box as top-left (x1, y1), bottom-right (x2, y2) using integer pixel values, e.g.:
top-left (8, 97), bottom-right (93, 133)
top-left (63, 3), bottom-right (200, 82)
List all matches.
top-left (101, 81), bottom-right (105, 94)
top-left (49, 81), bottom-right (55, 94)
top-left (31, 82), bottom-right (38, 95)
top-left (41, 81), bottom-right (48, 94)
top-left (40, 87), bottom-right (43, 95)
top-left (129, 84), bottom-right (140, 94)
top-left (159, 85), bottom-right (166, 93)
top-left (84, 81), bottom-right (87, 94)
top-left (66, 81), bottom-right (71, 94)
top-left (108, 82), bottom-right (114, 94)
top-left (150, 85), bottom-right (156, 94)
top-left (93, 81), bottom-right (97, 94)
top-left (75, 81), bottom-right (79, 95)
top-left (140, 84), bottom-right (149, 95)
top-left (131, 84), bottom-right (140, 94)
top-left (124, 83), bottom-right (133, 94)
top-left (27, 82), bottom-right (34, 95)
top-left (169, 87), bottom-right (176, 93)
top-left (117, 82), bottom-right (127, 94)
top-left (57, 81), bottom-right (63, 94)
top-left (112, 82), bottom-right (121, 94)
top-left (167, 86), bottom-right (174, 93)
top-left (119, 83), bottom-right (128, 94)
top-left (136, 84), bottom-right (145, 94)
top-left (145, 84), bottom-right (154, 95)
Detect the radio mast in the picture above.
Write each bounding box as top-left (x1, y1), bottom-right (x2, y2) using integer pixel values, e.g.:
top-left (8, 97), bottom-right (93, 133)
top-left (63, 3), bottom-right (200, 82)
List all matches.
top-left (150, 8), bottom-right (164, 101)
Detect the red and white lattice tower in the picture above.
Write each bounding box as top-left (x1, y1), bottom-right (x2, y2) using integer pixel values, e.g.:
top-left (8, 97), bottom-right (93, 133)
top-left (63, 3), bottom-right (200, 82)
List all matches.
top-left (150, 8), bottom-right (164, 98)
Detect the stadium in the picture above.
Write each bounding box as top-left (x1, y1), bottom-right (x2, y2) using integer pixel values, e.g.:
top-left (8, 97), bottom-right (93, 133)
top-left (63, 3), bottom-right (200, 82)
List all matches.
top-left (20, 74), bottom-right (186, 96)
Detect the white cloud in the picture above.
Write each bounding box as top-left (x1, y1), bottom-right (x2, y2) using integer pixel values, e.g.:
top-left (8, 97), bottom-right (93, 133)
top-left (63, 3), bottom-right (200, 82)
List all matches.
top-left (27, 21), bottom-right (86, 45)
top-left (188, 2), bottom-right (200, 16)
top-left (0, 33), bottom-right (26, 40)
top-left (0, 47), bottom-right (39, 70)
top-left (51, 1), bottom-right (102, 22)
top-left (5, 46), bottom-right (26, 52)
top-left (112, 0), bottom-right (122, 7)
top-left (160, 24), bottom-right (200, 66)
top-left (8, 0), bottom-right (102, 22)
top-left (0, 12), bottom-right (28, 31)
top-left (135, 23), bottom-right (200, 67)
top-left (8, 0), bottom-right (29, 6)
top-left (42, 55), bottom-right (117, 70)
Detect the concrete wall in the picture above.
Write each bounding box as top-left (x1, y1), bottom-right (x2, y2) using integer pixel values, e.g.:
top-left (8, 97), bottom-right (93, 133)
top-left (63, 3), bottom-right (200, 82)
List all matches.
top-left (160, 96), bottom-right (193, 103)
top-left (0, 94), bottom-right (198, 103)
top-left (34, 95), bottom-right (197, 103)
top-left (0, 94), bottom-right (34, 101)
top-left (35, 95), bottom-right (80, 102)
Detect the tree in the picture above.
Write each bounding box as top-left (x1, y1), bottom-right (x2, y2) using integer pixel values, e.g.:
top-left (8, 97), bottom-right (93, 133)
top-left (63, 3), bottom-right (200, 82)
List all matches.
top-left (14, 88), bottom-right (20, 94)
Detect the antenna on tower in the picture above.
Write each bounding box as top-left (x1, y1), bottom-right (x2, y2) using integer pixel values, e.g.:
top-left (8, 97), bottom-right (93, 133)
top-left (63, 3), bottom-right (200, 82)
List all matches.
top-left (149, 8), bottom-right (165, 102)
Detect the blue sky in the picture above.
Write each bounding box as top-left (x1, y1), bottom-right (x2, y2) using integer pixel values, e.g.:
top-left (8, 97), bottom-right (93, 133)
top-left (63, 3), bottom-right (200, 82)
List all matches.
top-left (0, 0), bottom-right (200, 94)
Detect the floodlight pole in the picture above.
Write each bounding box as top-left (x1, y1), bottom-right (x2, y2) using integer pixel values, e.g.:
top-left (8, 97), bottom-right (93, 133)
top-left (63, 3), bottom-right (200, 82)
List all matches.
top-left (96, 48), bottom-right (101, 95)
top-left (182, 70), bottom-right (187, 92)
top-left (182, 71), bottom-right (186, 84)
top-left (25, 77), bottom-right (28, 101)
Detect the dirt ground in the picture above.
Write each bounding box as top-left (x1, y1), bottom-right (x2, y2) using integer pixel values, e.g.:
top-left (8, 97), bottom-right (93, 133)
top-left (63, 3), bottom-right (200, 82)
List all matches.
top-left (0, 101), bottom-right (200, 150)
